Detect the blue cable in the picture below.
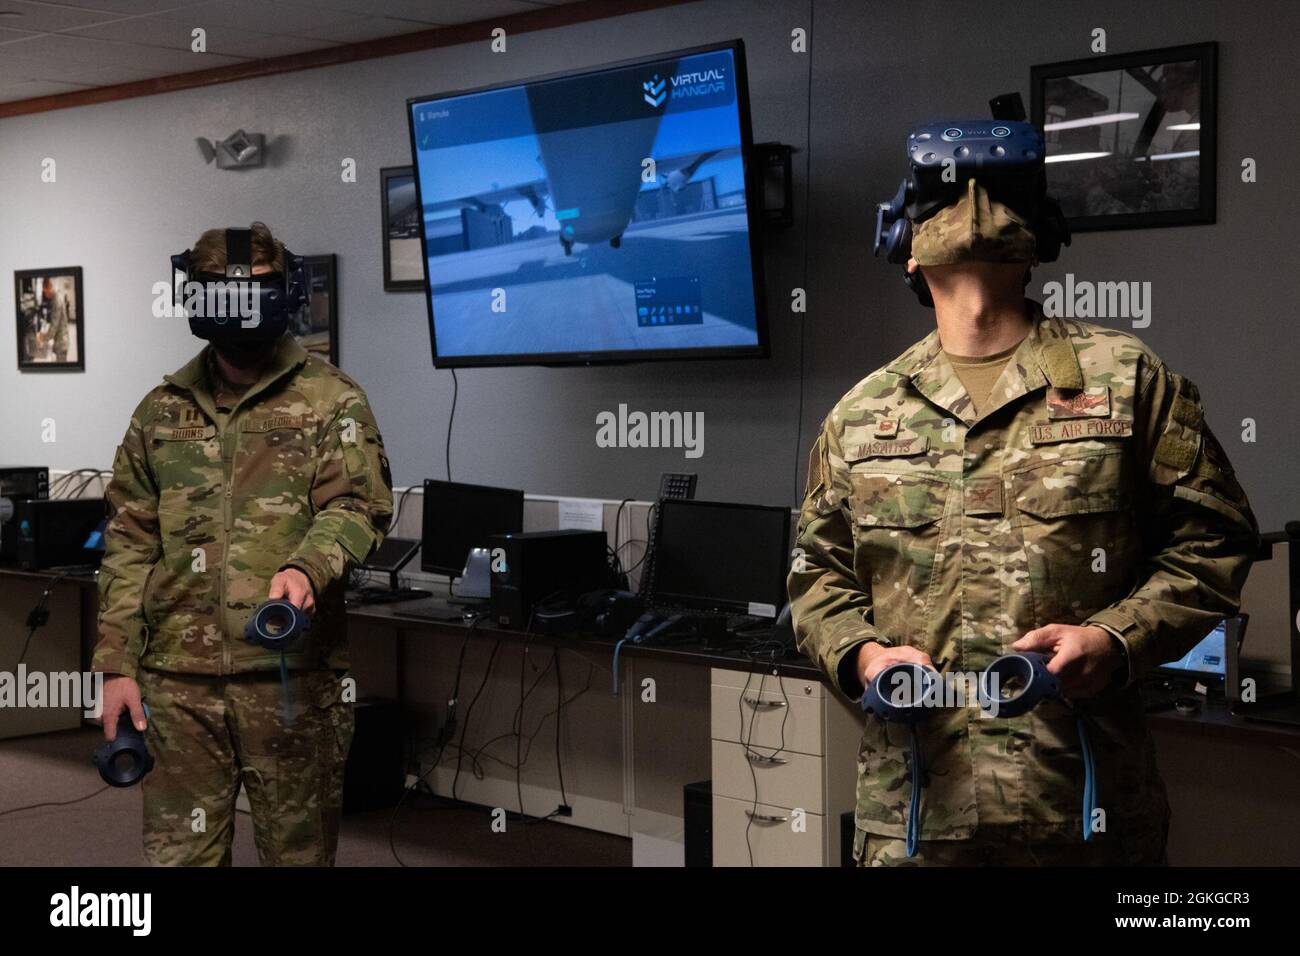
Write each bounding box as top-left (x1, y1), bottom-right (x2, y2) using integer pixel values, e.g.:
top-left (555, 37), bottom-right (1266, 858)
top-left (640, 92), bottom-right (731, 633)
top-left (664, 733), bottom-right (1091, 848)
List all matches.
top-left (1077, 716), bottom-right (1096, 842)
top-left (906, 725), bottom-right (923, 858)
top-left (279, 651), bottom-right (294, 724)
top-left (612, 637), bottom-right (634, 696)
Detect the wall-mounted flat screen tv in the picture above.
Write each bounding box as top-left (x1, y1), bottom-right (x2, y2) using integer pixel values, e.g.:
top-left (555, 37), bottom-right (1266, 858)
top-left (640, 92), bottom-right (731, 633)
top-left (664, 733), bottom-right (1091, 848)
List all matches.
top-left (406, 40), bottom-right (767, 367)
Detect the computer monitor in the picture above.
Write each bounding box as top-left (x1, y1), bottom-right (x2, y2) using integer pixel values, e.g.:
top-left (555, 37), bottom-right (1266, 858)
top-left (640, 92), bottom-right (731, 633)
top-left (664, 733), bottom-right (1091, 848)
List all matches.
top-left (649, 498), bottom-right (790, 617)
top-left (1157, 615), bottom-right (1247, 684)
top-left (420, 479), bottom-right (525, 577)
top-left (405, 40), bottom-right (768, 367)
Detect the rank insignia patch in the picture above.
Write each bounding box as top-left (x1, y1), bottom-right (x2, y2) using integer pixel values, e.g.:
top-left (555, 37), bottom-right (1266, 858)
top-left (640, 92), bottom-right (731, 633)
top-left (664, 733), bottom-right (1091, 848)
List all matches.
top-left (1047, 386), bottom-right (1110, 419)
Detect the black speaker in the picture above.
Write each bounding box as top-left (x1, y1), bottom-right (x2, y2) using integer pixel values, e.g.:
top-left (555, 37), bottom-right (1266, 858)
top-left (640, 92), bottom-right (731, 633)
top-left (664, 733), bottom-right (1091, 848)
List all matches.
top-left (683, 780), bottom-right (712, 867)
top-left (342, 697), bottom-right (404, 813)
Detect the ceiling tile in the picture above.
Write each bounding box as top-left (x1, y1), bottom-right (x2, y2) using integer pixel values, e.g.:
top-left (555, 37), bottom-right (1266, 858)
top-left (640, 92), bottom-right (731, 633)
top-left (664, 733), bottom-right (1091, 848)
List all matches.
top-left (0, 0), bottom-right (129, 31)
top-left (288, 16), bottom-right (443, 44)
top-left (268, 0), bottom-right (446, 22)
top-left (151, 0), bottom-right (361, 33)
top-left (40, 1), bottom-right (206, 12)
top-left (0, 25), bottom-right (44, 43)
top-left (401, 0), bottom-right (577, 23)
top-left (273, 0), bottom-right (578, 26)
top-left (3, 31), bottom-right (248, 69)
top-left (67, 17), bottom-right (341, 57)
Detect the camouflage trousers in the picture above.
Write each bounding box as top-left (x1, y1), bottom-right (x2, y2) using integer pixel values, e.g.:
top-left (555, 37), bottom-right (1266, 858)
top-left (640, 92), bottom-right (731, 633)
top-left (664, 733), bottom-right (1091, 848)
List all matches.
top-left (137, 668), bottom-right (354, 867)
top-left (856, 822), bottom-right (1169, 867)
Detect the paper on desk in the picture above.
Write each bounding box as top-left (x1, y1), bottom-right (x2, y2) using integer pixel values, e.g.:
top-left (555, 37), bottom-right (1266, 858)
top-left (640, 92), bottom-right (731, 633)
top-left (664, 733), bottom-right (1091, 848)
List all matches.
top-left (558, 498), bottom-right (605, 532)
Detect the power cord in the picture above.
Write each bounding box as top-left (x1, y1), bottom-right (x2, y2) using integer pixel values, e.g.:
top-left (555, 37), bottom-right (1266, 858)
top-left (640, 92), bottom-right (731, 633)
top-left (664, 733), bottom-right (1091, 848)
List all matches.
top-left (16, 570), bottom-right (73, 670)
top-left (737, 645), bottom-right (791, 868)
top-left (445, 369), bottom-right (458, 482)
top-left (387, 613), bottom-right (480, 867)
top-left (0, 784), bottom-right (112, 821)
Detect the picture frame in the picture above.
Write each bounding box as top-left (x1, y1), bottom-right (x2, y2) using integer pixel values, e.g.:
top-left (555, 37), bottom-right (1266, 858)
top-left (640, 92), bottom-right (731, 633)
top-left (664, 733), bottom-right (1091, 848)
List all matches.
top-left (290, 254), bottom-right (339, 366)
top-left (1031, 42), bottom-right (1217, 232)
top-left (15, 266), bottom-right (85, 372)
top-left (381, 165), bottom-right (426, 291)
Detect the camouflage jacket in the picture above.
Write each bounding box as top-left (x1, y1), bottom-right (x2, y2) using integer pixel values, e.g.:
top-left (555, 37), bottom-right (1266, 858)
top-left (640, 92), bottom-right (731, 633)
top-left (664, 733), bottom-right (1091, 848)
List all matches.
top-left (788, 304), bottom-right (1257, 842)
top-left (93, 336), bottom-right (393, 679)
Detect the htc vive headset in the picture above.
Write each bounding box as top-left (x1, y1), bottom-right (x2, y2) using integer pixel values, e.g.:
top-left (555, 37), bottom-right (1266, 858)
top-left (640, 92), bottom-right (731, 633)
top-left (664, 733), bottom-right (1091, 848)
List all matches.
top-left (872, 119), bottom-right (1070, 307)
top-left (171, 226), bottom-right (307, 343)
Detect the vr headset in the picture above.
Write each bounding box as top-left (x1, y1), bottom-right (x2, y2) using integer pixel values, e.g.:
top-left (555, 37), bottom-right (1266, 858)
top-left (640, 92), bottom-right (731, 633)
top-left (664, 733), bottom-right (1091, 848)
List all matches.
top-left (171, 226), bottom-right (307, 343)
top-left (873, 115), bottom-right (1070, 308)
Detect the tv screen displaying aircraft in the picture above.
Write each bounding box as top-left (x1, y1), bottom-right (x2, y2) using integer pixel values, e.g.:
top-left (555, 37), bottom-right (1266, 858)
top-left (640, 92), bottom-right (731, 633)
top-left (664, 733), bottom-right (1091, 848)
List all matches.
top-left (406, 41), bottom-right (767, 367)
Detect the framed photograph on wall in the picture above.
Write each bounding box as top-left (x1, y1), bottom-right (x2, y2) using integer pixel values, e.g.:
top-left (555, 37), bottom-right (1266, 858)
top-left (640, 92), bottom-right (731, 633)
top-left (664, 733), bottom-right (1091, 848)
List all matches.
top-left (381, 165), bottom-right (426, 291)
top-left (290, 254), bottom-right (339, 366)
top-left (15, 266), bottom-right (85, 371)
top-left (1031, 42), bottom-right (1217, 231)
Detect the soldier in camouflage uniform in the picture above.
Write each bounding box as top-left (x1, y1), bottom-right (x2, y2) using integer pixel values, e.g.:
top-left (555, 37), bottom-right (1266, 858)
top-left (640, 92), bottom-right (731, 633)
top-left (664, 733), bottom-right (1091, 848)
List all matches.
top-left (94, 224), bottom-right (393, 866)
top-left (788, 178), bottom-right (1257, 866)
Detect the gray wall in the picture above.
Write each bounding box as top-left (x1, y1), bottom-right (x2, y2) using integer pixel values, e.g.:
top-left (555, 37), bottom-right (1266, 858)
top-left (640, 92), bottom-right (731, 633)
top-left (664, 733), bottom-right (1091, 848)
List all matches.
top-left (1, 0), bottom-right (1295, 532)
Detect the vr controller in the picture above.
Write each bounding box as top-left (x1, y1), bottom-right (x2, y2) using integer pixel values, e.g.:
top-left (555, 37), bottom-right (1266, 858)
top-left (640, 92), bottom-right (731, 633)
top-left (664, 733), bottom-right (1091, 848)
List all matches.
top-left (93, 710), bottom-right (155, 788)
top-left (862, 651), bottom-right (1060, 722)
top-left (872, 119), bottom-right (1070, 308)
top-left (244, 599), bottom-right (311, 651)
top-left (861, 650), bottom-right (1094, 856)
top-left (171, 226), bottom-right (308, 344)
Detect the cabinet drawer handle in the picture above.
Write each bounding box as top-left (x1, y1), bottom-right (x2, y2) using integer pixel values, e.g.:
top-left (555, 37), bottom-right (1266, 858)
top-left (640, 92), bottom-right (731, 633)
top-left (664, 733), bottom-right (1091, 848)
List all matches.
top-left (745, 810), bottom-right (789, 825)
top-left (746, 751), bottom-right (788, 766)
top-left (743, 697), bottom-right (787, 708)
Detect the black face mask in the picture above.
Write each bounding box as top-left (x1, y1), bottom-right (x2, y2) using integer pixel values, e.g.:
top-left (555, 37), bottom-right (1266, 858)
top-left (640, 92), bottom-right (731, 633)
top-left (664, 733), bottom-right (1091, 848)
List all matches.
top-left (214, 335), bottom-right (280, 371)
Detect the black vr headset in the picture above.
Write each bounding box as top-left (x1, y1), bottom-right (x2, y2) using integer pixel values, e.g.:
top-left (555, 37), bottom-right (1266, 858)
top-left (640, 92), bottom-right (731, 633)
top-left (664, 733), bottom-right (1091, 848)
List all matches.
top-left (171, 226), bottom-right (307, 344)
top-left (873, 101), bottom-right (1070, 308)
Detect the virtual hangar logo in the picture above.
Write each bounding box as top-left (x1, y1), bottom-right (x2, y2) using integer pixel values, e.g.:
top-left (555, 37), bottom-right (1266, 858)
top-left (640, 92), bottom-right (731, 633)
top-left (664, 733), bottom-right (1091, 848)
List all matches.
top-left (641, 64), bottom-right (728, 108)
top-left (642, 74), bottom-right (667, 107)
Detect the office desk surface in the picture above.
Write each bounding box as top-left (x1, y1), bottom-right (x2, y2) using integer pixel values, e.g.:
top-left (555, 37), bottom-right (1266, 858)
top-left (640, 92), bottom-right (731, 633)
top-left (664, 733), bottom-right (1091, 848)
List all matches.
top-left (0, 564), bottom-right (97, 586)
top-left (6, 565), bottom-right (1290, 747)
top-left (349, 598), bottom-right (1300, 743)
top-left (345, 598), bottom-right (823, 680)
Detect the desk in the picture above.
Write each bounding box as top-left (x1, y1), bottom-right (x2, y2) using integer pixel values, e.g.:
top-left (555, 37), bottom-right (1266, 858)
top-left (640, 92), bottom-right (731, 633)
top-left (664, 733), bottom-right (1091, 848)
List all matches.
top-left (6, 565), bottom-right (1296, 865)
top-left (345, 598), bottom-right (854, 865)
top-left (347, 598), bottom-right (1300, 866)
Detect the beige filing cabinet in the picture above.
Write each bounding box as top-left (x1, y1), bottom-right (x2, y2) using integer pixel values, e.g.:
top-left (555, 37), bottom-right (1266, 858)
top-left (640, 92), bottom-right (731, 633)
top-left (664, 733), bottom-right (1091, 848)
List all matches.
top-left (710, 666), bottom-right (864, 866)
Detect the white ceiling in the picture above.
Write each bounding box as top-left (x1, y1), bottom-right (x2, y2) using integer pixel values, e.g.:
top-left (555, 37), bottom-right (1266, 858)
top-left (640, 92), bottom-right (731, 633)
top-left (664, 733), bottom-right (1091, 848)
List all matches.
top-left (0, 0), bottom-right (580, 104)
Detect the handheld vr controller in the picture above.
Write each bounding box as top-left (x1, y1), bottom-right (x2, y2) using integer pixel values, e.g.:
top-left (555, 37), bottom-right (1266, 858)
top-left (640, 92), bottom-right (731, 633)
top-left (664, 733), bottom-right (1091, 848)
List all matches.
top-left (861, 650), bottom-right (1093, 856)
top-left (93, 710), bottom-right (155, 788)
top-left (872, 119), bottom-right (1071, 308)
top-left (246, 599), bottom-right (311, 723)
top-left (171, 226), bottom-right (308, 344)
top-left (244, 599), bottom-right (311, 651)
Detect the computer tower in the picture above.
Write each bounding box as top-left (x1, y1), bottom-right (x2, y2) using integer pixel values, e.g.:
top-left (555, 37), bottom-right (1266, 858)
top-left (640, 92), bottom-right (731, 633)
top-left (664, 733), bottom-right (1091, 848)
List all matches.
top-left (0, 467), bottom-right (49, 562)
top-left (342, 697), bottom-right (404, 813)
top-left (683, 780), bottom-right (712, 867)
top-left (14, 497), bottom-right (104, 570)
top-left (487, 529), bottom-right (611, 628)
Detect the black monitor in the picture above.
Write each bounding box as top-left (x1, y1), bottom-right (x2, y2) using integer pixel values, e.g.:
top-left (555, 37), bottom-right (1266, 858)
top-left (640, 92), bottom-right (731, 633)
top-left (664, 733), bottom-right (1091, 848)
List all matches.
top-left (421, 479), bottom-right (525, 577)
top-left (1157, 615), bottom-right (1247, 684)
top-left (649, 498), bottom-right (790, 617)
top-left (405, 39), bottom-right (768, 368)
